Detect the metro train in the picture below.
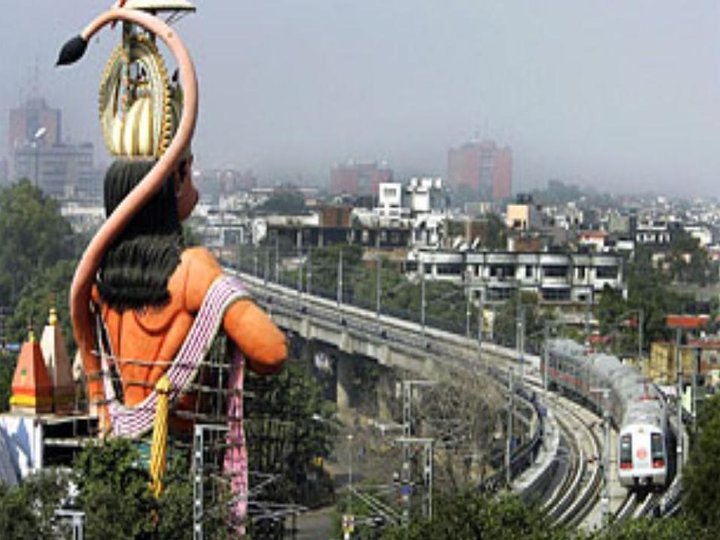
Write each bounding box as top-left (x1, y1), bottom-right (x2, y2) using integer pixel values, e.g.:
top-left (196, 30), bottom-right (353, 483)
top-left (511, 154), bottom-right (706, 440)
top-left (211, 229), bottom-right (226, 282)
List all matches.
top-left (545, 339), bottom-right (668, 489)
top-left (231, 265), bottom-right (670, 488)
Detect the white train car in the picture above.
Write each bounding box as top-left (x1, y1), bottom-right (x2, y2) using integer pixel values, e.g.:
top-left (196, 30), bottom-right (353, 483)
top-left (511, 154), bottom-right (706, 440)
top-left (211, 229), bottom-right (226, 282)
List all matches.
top-left (546, 339), bottom-right (668, 490)
top-left (618, 399), bottom-right (668, 488)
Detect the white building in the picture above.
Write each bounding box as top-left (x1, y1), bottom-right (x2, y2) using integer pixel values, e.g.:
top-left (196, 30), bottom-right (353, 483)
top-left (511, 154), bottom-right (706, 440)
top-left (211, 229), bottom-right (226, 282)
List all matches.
top-left (684, 224), bottom-right (713, 248)
top-left (367, 177), bottom-right (448, 248)
top-left (60, 200), bottom-right (105, 234)
top-left (377, 182), bottom-right (407, 223)
top-left (406, 250), bottom-right (625, 304)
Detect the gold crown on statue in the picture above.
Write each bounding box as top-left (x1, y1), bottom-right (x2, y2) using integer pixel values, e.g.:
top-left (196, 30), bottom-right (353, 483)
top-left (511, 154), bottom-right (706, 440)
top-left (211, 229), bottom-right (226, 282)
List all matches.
top-left (98, 24), bottom-right (182, 158)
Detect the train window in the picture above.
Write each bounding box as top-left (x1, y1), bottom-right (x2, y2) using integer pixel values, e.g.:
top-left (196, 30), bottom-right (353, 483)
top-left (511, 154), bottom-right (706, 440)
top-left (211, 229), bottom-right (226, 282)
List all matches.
top-left (620, 434), bottom-right (632, 469)
top-left (651, 433), bottom-right (664, 468)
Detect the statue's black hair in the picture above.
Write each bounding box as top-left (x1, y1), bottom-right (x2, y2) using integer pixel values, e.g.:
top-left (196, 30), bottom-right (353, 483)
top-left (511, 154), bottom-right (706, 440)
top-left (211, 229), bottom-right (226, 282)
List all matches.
top-left (96, 159), bottom-right (183, 311)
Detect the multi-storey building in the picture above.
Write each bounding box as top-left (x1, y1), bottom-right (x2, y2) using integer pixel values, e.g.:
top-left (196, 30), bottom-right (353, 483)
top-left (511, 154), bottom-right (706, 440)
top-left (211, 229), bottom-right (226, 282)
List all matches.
top-left (406, 250), bottom-right (624, 304)
top-left (369, 177), bottom-right (449, 247)
top-left (13, 142), bottom-right (97, 199)
top-left (9, 96), bottom-right (99, 199)
top-left (330, 161), bottom-right (393, 196)
top-left (447, 139), bottom-right (512, 201)
top-left (9, 97), bottom-right (62, 152)
top-left (635, 219), bottom-right (681, 247)
top-left (506, 194), bottom-right (542, 231)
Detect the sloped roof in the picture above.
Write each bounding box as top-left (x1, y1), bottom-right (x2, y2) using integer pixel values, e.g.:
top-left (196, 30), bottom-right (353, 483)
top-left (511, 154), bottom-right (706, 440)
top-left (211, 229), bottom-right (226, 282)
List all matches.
top-left (40, 310), bottom-right (75, 411)
top-left (10, 336), bottom-right (53, 413)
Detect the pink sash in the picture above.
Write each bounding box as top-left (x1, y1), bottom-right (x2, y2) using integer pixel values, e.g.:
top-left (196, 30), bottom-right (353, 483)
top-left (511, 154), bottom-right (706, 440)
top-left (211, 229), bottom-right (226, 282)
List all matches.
top-left (96, 275), bottom-right (250, 527)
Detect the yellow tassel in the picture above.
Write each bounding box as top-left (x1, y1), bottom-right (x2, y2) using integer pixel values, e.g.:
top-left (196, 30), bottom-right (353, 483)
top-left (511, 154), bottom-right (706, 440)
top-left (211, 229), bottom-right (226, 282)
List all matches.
top-left (149, 375), bottom-right (171, 498)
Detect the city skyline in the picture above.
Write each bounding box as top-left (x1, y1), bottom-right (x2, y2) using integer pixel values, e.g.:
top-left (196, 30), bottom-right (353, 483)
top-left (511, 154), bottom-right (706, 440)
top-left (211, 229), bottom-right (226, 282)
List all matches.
top-left (1, 1), bottom-right (719, 196)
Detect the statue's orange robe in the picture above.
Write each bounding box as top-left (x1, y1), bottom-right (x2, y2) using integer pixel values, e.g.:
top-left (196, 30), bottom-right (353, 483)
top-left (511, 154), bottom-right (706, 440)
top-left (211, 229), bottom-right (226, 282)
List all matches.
top-left (91, 246), bottom-right (287, 407)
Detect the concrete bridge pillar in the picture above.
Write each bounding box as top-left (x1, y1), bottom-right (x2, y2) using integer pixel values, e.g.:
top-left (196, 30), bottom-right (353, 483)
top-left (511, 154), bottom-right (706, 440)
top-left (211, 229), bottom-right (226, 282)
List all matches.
top-left (375, 368), bottom-right (397, 423)
top-left (336, 354), bottom-right (354, 420)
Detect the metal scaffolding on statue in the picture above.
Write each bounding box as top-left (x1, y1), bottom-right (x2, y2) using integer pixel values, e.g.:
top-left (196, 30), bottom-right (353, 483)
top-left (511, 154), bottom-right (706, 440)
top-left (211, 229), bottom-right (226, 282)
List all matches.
top-left (92, 332), bottom-right (305, 539)
top-left (93, 336), bottom-right (306, 540)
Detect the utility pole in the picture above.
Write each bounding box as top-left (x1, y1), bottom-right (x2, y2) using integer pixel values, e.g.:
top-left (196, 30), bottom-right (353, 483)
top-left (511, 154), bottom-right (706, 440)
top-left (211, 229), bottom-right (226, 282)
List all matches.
top-left (348, 433), bottom-right (354, 516)
top-left (402, 382), bottom-right (412, 524)
top-left (543, 322), bottom-right (550, 397)
top-left (264, 247), bottom-right (269, 286)
top-left (55, 510), bottom-right (85, 540)
top-left (505, 368), bottom-right (514, 487)
top-left (675, 327), bottom-right (683, 476)
top-left (297, 247), bottom-right (303, 296)
top-left (253, 248), bottom-right (258, 278)
top-left (399, 380), bottom-right (435, 525)
top-left (477, 291), bottom-right (484, 344)
top-left (422, 440), bottom-right (434, 520)
top-left (307, 246), bottom-right (313, 295)
top-left (192, 424), bottom-right (241, 539)
top-left (490, 304), bottom-right (496, 342)
top-left (477, 291), bottom-right (485, 372)
top-left (376, 254), bottom-right (381, 318)
top-left (465, 270), bottom-right (472, 339)
top-left (585, 290), bottom-right (592, 344)
top-left (516, 306), bottom-right (525, 387)
top-left (692, 346), bottom-right (699, 425)
top-left (591, 388), bottom-right (611, 527)
top-left (420, 262), bottom-right (426, 335)
top-left (337, 248), bottom-right (343, 306)
top-left (638, 309), bottom-right (644, 364)
top-left (193, 425), bottom-right (205, 540)
top-left (396, 437), bottom-right (434, 521)
top-left (274, 235), bottom-right (280, 283)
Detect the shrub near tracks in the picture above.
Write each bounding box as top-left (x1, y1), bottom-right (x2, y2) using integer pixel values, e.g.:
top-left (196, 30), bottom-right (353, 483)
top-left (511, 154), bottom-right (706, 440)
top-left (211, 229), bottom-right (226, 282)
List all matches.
top-left (380, 491), bottom-right (712, 540)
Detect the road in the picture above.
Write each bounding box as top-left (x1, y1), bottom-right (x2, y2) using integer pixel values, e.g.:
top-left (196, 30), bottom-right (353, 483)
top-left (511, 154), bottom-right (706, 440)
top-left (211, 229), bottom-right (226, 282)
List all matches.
top-left (288, 506), bottom-right (335, 540)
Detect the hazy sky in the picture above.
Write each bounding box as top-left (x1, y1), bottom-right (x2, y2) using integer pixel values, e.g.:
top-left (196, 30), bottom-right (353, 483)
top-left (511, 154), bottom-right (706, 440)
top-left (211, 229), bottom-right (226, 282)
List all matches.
top-left (1, 1), bottom-right (720, 195)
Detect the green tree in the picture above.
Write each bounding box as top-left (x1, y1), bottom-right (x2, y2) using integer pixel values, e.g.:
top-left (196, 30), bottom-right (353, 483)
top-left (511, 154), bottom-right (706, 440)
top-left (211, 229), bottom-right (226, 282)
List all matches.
top-left (307, 244), bottom-right (363, 299)
top-left (531, 179), bottom-right (584, 206)
top-left (684, 393), bottom-right (720, 529)
top-left (73, 438), bottom-right (157, 539)
top-left (595, 247), bottom-right (693, 355)
top-left (493, 291), bottom-right (548, 352)
top-left (594, 285), bottom-right (642, 356)
top-left (0, 350), bottom-right (14, 412)
top-left (0, 468), bottom-right (70, 539)
top-left (382, 492), bottom-right (569, 540)
top-left (342, 253), bottom-right (474, 333)
top-left (0, 484), bottom-right (43, 539)
top-left (0, 180), bottom-right (77, 305)
top-left (483, 213), bottom-right (508, 250)
top-left (245, 359), bottom-right (337, 507)
top-left (445, 214), bottom-right (508, 251)
top-left (5, 259), bottom-right (76, 346)
top-left (71, 437), bottom-right (230, 540)
top-left (665, 230), bottom-right (718, 286)
top-left (594, 517), bottom-right (708, 540)
top-left (256, 189), bottom-right (307, 215)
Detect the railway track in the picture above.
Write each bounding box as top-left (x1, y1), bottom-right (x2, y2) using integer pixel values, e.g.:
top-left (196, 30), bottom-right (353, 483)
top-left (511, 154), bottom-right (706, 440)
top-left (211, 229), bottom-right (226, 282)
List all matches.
top-left (544, 398), bottom-right (603, 527)
top-left (228, 267), bottom-right (680, 526)
top-left (614, 492), bottom-right (637, 521)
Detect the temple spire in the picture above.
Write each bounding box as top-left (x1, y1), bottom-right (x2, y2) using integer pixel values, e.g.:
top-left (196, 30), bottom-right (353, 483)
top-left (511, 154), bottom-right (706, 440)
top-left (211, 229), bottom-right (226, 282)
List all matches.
top-left (41, 306), bottom-right (75, 413)
top-left (9, 330), bottom-right (53, 414)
